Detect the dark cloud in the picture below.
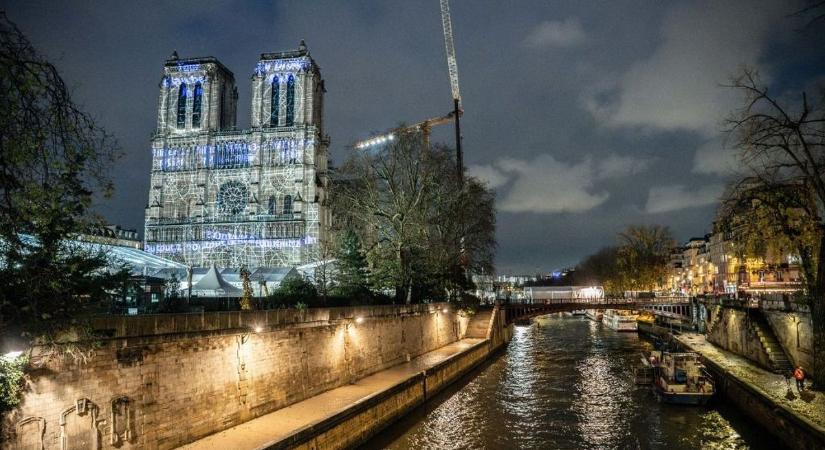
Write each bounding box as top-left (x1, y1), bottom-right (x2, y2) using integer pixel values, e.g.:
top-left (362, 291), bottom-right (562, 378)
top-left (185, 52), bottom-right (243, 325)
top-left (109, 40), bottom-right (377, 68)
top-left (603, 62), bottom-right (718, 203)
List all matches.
top-left (4, 0), bottom-right (824, 273)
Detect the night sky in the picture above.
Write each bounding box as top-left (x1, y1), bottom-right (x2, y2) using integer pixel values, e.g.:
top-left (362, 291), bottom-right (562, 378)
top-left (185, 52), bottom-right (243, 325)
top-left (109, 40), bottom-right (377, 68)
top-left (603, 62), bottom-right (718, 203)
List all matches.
top-left (4, 1), bottom-right (825, 273)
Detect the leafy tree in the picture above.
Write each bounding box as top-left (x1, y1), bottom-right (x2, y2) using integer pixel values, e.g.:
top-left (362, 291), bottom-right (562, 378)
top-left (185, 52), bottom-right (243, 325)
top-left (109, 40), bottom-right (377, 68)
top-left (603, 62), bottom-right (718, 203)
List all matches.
top-left (571, 225), bottom-right (675, 295)
top-left (154, 274), bottom-right (188, 313)
top-left (726, 69), bottom-right (825, 385)
top-left (718, 178), bottom-right (820, 295)
top-left (333, 229), bottom-right (371, 300)
top-left (0, 13), bottom-right (123, 356)
top-left (616, 225), bottom-right (676, 291)
top-left (268, 276), bottom-right (318, 308)
top-left (573, 246), bottom-right (623, 295)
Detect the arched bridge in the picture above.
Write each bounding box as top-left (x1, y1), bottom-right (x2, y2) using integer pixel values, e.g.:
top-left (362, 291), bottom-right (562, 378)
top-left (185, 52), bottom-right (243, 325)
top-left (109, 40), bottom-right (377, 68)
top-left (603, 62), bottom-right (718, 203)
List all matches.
top-left (502, 297), bottom-right (693, 324)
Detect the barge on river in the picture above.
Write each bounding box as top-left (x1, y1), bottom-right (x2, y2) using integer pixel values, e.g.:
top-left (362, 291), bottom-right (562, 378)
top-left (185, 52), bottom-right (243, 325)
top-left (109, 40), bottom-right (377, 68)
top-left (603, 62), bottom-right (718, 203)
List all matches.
top-left (639, 351), bottom-right (714, 405)
top-left (603, 309), bottom-right (638, 331)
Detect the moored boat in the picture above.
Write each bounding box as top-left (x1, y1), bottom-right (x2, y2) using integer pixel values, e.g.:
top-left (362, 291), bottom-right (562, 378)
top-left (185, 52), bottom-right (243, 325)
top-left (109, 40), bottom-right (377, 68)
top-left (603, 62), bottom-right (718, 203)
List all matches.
top-left (651, 352), bottom-right (714, 405)
top-left (603, 309), bottom-right (638, 331)
top-left (585, 309), bottom-right (603, 321)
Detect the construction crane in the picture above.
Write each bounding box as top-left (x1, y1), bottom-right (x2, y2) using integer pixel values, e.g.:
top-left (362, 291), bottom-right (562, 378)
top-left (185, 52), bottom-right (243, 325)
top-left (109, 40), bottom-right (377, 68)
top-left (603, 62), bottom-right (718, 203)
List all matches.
top-left (354, 0), bottom-right (464, 179)
top-left (440, 0), bottom-right (463, 179)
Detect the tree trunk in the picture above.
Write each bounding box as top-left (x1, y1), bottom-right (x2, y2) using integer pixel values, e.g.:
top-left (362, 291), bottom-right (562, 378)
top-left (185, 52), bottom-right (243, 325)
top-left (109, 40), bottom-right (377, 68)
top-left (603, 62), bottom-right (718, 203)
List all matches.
top-left (811, 229), bottom-right (825, 388)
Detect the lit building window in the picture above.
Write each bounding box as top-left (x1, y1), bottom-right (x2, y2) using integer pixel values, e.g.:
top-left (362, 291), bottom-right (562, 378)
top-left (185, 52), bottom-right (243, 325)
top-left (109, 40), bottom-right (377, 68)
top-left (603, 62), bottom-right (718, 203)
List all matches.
top-left (268, 195), bottom-right (276, 215)
top-left (270, 76), bottom-right (279, 127)
top-left (192, 82), bottom-right (203, 128)
top-left (283, 195), bottom-right (293, 215)
top-left (285, 75), bottom-right (295, 126)
top-left (177, 83), bottom-right (188, 128)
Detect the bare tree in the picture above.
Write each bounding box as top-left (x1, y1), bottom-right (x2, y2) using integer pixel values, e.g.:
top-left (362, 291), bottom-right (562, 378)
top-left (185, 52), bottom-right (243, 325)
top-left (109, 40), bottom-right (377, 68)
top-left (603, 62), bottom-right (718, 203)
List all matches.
top-left (727, 68), bottom-right (825, 385)
top-left (333, 133), bottom-right (496, 303)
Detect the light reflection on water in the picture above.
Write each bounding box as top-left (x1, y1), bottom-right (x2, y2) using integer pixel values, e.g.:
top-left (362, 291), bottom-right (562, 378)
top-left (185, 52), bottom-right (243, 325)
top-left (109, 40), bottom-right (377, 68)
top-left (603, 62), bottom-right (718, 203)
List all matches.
top-left (366, 315), bottom-right (783, 450)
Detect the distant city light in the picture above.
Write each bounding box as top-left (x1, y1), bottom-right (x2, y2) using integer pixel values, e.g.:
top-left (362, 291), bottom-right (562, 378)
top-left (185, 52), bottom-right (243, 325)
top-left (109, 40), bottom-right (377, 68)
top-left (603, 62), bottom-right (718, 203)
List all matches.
top-left (254, 326), bottom-right (263, 333)
top-left (355, 316), bottom-right (365, 324)
top-left (442, 308), bottom-right (449, 314)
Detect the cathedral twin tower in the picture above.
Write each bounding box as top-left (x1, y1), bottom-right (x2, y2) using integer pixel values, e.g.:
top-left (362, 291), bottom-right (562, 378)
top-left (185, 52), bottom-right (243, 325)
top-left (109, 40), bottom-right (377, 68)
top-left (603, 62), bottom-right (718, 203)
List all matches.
top-left (144, 43), bottom-right (329, 269)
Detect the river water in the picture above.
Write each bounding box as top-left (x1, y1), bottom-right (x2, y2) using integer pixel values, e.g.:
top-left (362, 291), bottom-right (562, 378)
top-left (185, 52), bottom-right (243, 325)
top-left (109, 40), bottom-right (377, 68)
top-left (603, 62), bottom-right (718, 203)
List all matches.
top-left (366, 314), bottom-right (783, 450)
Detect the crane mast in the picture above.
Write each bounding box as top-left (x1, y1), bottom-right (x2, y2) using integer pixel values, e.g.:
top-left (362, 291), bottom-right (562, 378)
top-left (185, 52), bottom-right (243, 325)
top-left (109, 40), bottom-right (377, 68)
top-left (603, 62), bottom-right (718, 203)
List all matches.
top-left (440, 0), bottom-right (463, 179)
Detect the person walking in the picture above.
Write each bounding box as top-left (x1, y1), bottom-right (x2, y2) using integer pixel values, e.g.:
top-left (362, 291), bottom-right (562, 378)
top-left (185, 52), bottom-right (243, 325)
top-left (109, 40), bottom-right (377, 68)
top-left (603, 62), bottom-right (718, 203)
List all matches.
top-left (793, 366), bottom-right (806, 392)
top-left (783, 369), bottom-right (793, 390)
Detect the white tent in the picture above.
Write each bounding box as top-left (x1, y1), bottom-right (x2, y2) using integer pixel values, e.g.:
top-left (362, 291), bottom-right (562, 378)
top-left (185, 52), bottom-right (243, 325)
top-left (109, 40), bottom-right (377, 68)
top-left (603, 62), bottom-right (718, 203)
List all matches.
top-left (190, 265), bottom-right (243, 297)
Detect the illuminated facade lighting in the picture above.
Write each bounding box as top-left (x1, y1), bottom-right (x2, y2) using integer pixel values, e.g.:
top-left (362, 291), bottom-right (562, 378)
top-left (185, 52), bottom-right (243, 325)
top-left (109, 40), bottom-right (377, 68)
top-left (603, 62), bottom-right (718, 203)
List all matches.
top-left (144, 47), bottom-right (330, 269)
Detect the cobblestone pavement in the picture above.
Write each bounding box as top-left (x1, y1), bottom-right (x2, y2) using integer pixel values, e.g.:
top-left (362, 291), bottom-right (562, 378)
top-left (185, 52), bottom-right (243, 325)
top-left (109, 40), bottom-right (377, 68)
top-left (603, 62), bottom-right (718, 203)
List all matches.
top-left (178, 338), bottom-right (484, 450)
top-left (677, 333), bottom-right (825, 431)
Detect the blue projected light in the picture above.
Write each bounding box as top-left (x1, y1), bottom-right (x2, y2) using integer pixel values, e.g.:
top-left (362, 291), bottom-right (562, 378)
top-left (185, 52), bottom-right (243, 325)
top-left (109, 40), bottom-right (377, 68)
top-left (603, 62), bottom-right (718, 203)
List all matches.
top-left (255, 58), bottom-right (311, 76)
top-left (146, 235), bottom-right (317, 255)
top-left (154, 138), bottom-right (314, 172)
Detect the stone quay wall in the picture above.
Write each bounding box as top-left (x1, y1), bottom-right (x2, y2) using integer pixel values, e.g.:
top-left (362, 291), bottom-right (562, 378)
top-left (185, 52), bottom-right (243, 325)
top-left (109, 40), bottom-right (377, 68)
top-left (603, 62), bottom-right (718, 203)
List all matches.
top-left (700, 352), bottom-right (825, 449)
top-left (706, 305), bottom-right (814, 376)
top-left (272, 305), bottom-right (512, 450)
top-left (1, 303), bottom-right (466, 450)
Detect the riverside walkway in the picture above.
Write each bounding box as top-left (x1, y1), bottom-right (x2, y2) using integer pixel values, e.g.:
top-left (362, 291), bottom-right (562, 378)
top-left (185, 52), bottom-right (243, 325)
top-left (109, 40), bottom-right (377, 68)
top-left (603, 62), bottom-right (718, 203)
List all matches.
top-left (677, 333), bottom-right (825, 432)
top-left (178, 338), bottom-right (484, 450)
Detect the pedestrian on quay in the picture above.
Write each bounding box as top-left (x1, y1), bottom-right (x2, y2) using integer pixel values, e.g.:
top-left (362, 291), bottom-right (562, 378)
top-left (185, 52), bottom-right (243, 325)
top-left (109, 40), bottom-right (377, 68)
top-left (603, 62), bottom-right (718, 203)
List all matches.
top-left (783, 369), bottom-right (792, 390)
top-left (793, 366), bottom-right (806, 392)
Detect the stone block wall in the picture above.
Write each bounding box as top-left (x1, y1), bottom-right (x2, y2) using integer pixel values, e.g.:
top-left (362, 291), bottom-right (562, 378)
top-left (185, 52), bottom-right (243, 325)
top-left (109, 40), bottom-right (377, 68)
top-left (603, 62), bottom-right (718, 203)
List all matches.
top-left (707, 307), bottom-right (772, 369)
top-left (1, 304), bottom-right (459, 449)
top-left (764, 311), bottom-right (815, 375)
top-left (706, 306), bottom-right (814, 376)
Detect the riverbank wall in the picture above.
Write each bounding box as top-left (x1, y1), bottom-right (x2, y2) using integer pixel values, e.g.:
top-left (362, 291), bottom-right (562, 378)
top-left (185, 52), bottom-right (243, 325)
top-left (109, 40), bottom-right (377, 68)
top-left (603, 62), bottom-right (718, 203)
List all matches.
top-left (705, 302), bottom-right (814, 376)
top-left (676, 334), bottom-right (825, 449)
top-left (1, 303), bottom-right (477, 450)
top-left (268, 305), bottom-right (512, 450)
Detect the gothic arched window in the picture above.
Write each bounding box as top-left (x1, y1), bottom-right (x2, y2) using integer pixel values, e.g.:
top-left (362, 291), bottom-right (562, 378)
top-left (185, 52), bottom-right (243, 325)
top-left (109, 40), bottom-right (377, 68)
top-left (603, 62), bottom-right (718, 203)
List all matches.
top-left (176, 83), bottom-right (188, 128)
top-left (268, 195), bottom-right (276, 215)
top-left (192, 82), bottom-right (203, 128)
top-left (285, 75), bottom-right (295, 126)
top-left (270, 76), bottom-right (279, 127)
top-left (283, 195), bottom-right (293, 215)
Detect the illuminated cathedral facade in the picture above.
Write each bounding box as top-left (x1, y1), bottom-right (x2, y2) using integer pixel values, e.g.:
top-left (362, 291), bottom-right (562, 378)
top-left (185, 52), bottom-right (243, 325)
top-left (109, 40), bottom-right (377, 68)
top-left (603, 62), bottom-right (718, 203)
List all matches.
top-left (144, 43), bottom-right (329, 268)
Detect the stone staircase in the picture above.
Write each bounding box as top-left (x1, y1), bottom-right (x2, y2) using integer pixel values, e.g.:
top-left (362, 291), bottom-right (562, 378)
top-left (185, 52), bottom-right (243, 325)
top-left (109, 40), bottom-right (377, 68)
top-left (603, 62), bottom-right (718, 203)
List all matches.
top-left (751, 310), bottom-right (794, 374)
top-left (465, 308), bottom-right (493, 339)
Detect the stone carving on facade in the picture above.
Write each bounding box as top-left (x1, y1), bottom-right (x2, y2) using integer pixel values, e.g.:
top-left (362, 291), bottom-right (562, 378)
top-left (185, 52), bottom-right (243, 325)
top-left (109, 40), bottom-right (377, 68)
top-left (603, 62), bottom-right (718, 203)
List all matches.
top-left (59, 398), bottom-right (101, 450)
top-left (110, 396), bottom-right (133, 446)
top-left (15, 416), bottom-right (46, 450)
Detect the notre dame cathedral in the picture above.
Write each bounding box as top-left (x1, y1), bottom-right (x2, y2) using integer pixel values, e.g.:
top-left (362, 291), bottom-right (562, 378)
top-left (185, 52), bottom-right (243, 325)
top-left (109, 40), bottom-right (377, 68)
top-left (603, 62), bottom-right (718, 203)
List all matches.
top-left (143, 42), bottom-right (329, 268)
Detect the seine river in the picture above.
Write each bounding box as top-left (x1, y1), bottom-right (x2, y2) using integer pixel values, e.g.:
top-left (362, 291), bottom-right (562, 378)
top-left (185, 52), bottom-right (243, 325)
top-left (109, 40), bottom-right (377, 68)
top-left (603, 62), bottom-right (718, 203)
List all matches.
top-left (366, 315), bottom-right (783, 450)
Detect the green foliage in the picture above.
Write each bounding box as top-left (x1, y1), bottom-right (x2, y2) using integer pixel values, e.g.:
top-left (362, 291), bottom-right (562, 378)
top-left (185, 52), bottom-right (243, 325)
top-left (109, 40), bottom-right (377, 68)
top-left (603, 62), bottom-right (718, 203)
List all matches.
top-left (573, 225), bottom-right (675, 294)
top-left (717, 179), bottom-right (821, 294)
top-left (332, 229), bottom-right (371, 300)
top-left (153, 274), bottom-right (187, 313)
top-left (0, 355), bottom-right (28, 414)
top-left (267, 277), bottom-right (318, 307)
top-left (0, 14), bottom-right (124, 351)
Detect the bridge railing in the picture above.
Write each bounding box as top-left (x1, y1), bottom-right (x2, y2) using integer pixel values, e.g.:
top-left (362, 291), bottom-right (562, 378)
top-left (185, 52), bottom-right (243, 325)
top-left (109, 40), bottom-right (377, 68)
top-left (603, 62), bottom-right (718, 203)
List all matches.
top-left (519, 297), bottom-right (691, 306)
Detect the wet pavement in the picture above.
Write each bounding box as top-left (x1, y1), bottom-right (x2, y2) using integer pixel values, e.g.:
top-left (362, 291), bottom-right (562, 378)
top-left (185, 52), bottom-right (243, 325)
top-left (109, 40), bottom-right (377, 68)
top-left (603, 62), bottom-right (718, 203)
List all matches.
top-left (177, 338), bottom-right (483, 450)
top-left (677, 333), bottom-right (825, 432)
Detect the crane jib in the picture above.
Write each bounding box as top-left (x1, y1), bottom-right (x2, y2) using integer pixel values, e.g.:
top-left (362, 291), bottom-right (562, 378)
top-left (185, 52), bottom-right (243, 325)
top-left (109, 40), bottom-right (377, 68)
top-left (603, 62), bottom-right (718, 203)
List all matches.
top-left (440, 0), bottom-right (461, 103)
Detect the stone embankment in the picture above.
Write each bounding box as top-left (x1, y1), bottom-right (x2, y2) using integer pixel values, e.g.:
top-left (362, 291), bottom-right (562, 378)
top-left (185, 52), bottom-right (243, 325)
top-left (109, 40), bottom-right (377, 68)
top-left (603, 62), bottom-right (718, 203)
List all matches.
top-left (181, 305), bottom-right (510, 450)
top-left (677, 333), bottom-right (825, 449)
top-left (1, 303), bottom-right (510, 450)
